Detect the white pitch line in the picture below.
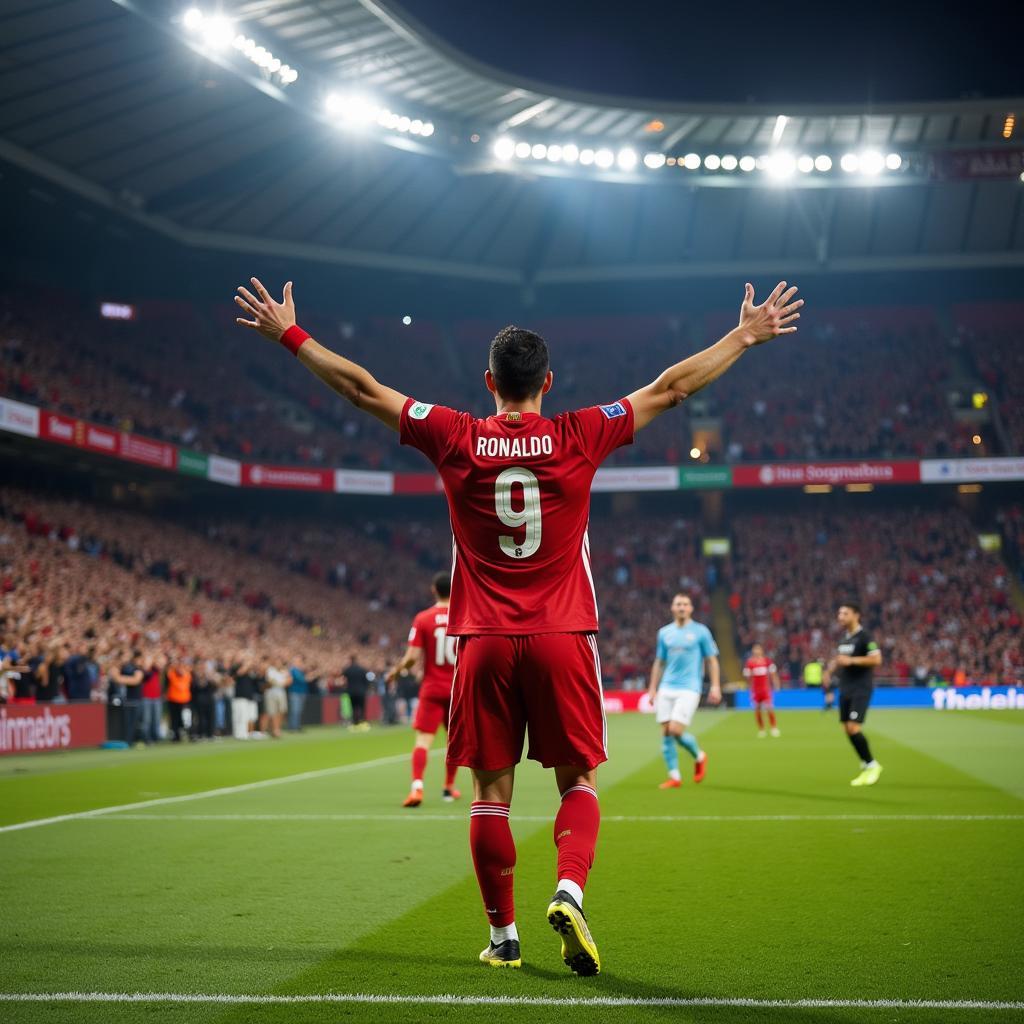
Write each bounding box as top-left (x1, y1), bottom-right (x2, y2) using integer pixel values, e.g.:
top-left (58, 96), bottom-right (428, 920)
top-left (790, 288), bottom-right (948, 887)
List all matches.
top-left (83, 812), bottom-right (1024, 824)
top-left (0, 753), bottom-right (409, 835)
top-left (0, 992), bottom-right (1021, 1010)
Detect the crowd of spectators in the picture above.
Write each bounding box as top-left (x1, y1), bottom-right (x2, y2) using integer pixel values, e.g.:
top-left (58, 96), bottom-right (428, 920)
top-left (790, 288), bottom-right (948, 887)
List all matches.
top-left (709, 311), bottom-right (980, 462)
top-left (2, 292), bottom-right (1010, 475)
top-left (0, 486), bottom-right (436, 741)
top-left (728, 508), bottom-right (1022, 687)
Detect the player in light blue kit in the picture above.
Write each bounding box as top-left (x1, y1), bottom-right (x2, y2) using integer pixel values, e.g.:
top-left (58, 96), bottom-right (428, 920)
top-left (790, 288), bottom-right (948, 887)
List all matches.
top-left (646, 593), bottom-right (721, 789)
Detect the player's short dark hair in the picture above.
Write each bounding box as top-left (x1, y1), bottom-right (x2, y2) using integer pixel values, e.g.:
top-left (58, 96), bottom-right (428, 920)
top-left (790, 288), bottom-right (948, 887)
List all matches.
top-left (674, 592), bottom-right (692, 602)
top-left (488, 325), bottom-right (550, 401)
top-left (839, 600), bottom-right (861, 615)
top-left (432, 571), bottom-right (451, 599)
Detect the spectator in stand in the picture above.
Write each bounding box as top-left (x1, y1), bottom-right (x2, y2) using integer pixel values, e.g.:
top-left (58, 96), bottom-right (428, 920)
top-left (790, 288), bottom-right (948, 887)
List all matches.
top-left (262, 662), bottom-right (289, 739)
top-left (62, 645), bottom-right (96, 702)
top-left (287, 657), bottom-right (308, 732)
top-left (165, 658), bottom-right (193, 742)
top-left (342, 654), bottom-right (371, 731)
top-left (139, 654), bottom-right (164, 744)
top-left (190, 656), bottom-right (215, 740)
top-left (33, 644), bottom-right (62, 702)
top-left (231, 656), bottom-right (260, 740)
top-left (111, 653), bottom-right (143, 745)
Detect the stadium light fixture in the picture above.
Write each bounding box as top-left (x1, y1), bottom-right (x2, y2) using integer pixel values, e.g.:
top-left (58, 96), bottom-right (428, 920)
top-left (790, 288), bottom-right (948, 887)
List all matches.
top-left (689, 447), bottom-right (701, 459)
top-left (561, 143), bottom-right (580, 163)
top-left (704, 154), bottom-right (721, 170)
top-left (595, 148), bottom-right (615, 169)
top-left (766, 152), bottom-right (796, 179)
top-left (771, 114), bottom-right (788, 146)
top-left (531, 143), bottom-right (548, 159)
top-left (1003, 114), bottom-right (1015, 139)
top-left (739, 155), bottom-right (756, 172)
top-left (402, 315), bottom-right (413, 326)
top-left (183, 8), bottom-right (204, 31)
top-left (755, 154), bottom-right (769, 170)
top-left (860, 151), bottom-right (884, 175)
top-left (617, 148), bottom-right (638, 170)
top-left (797, 155), bottom-right (814, 173)
top-left (494, 137), bottom-right (515, 160)
top-left (579, 148), bottom-right (595, 165)
top-left (546, 143), bottom-right (563, 162)
top-left (682, 153), bottom-right (701, 170)
top-left (514, 141), bottom-right (532, 159)
top-left (643, 152), bottom-right (666, 169)
top-left (840, 153), bottom-right (860, 172)
top-left (885, 152), bottom-right (902, 170)
top-left (720, 155), bottom-right (738, 171)
top-left (815, 155), bottom-right (832, 172)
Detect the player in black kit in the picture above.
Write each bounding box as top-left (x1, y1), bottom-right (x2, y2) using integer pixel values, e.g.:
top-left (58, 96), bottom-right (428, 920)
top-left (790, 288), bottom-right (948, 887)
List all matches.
top-left (826, 602), bottom-right (883, 787)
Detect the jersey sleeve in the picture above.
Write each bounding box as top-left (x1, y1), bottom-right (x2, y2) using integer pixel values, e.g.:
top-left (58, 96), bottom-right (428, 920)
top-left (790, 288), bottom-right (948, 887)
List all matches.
top-left (699, 627), bottom-right (720, 658)
top-left (655, 630), bottom-right (668, 661)
top-left (863, 633), bottom-right (879, 655)
top-left (407, 613), bottom-right (426, 649)
top-left (399, 398), bottom-right (466, 467)
top-left (565, 399), bottom-right (635, 466)
top-left (742, 660), bottom-right (752, 677)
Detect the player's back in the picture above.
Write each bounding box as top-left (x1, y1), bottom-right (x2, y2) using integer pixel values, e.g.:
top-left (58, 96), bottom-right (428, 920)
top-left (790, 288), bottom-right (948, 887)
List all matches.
top-left (400, 398), bottom-right (634, 636)
top-left (410, 603), bottom-right (455, 694)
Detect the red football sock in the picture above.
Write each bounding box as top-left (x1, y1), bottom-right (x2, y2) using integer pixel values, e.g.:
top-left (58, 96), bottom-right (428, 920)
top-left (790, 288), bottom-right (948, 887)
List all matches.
top-left (470, 802), bottom-right (516, 926)
top-left (554, 785), bottom-right (600, 891)
top-left (444, 762), bottom-right (458, 788)
top-left (768, 710), bottom-right (777, 728)
top-left (755, 708), bottom-right (764, 729)
top-left (411, 746), bottom-right (427, 784)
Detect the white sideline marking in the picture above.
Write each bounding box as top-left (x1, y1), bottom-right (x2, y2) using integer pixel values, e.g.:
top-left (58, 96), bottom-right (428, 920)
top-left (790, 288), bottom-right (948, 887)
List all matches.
top-left (0, 992), bottom-right (1021, 1010)
top-left (0, 753), bottom-right (408, 835)
top-left (85, 812), bottom-right (1024, 824)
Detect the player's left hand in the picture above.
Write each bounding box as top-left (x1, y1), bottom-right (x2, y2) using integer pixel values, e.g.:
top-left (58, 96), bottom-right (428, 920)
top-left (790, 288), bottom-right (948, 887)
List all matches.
top-left (235, 278), bottom-right (296, 341)
top-left (707, 688), bottom-right (722, 705)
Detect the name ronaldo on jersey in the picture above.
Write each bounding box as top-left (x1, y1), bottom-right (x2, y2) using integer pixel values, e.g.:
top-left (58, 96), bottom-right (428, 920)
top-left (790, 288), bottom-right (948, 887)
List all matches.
top-left (475, 435), bottom-right (554, 459)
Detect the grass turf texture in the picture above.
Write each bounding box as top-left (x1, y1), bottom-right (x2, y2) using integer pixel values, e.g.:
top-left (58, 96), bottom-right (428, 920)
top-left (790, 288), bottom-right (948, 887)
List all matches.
top-left (1, 710), bottom-right (1022, 1023)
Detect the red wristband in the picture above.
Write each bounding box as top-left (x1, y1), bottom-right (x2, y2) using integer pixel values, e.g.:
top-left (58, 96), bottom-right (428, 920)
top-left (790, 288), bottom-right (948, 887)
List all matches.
top-left (280, 324), bottom-right (310, 356)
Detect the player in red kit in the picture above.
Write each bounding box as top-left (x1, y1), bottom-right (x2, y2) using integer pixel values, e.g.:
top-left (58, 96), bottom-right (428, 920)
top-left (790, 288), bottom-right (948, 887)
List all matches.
top-left (743, 643), bottom-right (781, 738)
top-left (387, 572), bottom-right (461, 807)
top-left (235, 275), bottom-right (803, 974)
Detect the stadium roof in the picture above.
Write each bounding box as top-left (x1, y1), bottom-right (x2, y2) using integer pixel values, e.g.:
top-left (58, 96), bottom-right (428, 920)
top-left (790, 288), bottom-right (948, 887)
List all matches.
top-left (1, 0), bottom-right (1022, 287)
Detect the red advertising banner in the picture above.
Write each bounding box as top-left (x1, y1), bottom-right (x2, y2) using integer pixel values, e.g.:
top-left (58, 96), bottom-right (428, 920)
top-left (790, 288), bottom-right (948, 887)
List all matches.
top-left (119, 432), bottom-right (177, 470)
top-left (0, 703), bottom-right (107, 756)
top-left (39, 410), bottom-right (77, 446)
top-left (74, 421), bottom-right (119, 456)
top-left (602, 690), bottom-right (655, 714)
top-left (242, 463), bottom-right (333, 491)
top-left (731, 461), bottom-right (920, 488)
top-left (393, 472), bottom-right (444, 495)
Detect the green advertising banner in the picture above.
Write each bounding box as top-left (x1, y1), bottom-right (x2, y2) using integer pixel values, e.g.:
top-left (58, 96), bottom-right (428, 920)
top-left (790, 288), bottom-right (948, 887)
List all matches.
top-left (678, 465), bottom-right (733, 489)
top-left (177, 448), bottom-right (209, 478)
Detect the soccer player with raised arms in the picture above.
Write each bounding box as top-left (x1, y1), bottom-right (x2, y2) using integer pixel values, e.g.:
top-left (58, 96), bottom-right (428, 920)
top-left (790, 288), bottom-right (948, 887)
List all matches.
top-left (647, 593), bottom-right (722, 787)
top-left (234, 275), bottom-right (802, 975)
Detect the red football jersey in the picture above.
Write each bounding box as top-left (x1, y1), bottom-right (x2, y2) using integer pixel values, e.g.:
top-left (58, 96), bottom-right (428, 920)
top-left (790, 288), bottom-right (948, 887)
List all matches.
top-left (407, 603), bottom-right (456, 698)
top-left (400, 396), bottom-right (635, 635)
top-left (744, 656), bottom-right (776, 689)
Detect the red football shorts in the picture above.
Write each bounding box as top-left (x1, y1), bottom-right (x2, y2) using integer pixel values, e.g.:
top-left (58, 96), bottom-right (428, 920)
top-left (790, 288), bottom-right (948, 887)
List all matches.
top-left (413, 688), bottom-right (451, 735)
top-left (446, 632), bottom-right (607, 772)
top-left (751, 687), bottom-right (774, 706)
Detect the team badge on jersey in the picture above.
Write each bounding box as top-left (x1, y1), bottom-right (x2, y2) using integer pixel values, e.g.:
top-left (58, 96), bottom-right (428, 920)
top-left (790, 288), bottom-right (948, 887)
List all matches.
top-left (600, 402), bottom-right (626, 419)
top-left (409, 401), bottom-right (434, 420)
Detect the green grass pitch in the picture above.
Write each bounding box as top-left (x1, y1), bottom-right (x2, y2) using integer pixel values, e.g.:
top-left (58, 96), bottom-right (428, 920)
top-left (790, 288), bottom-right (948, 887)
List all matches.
top-left (2, 709), bottom-right (1023, 1023)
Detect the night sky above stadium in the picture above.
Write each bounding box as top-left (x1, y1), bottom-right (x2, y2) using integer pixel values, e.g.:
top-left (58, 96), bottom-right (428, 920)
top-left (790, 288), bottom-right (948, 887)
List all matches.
top-left (409, 0), bottom-right (1020, 105)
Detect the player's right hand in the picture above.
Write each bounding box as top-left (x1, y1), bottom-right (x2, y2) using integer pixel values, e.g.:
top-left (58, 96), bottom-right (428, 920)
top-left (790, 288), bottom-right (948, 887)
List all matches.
top-left (737, 281), bottom-right (802, 345)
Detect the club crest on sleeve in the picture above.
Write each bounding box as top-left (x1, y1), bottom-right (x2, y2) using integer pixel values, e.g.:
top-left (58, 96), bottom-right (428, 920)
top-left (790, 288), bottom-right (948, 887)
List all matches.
top-left (600, 402), bottom-right (626, 419)
top-left (409, 401), bottom-right (434, 420)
